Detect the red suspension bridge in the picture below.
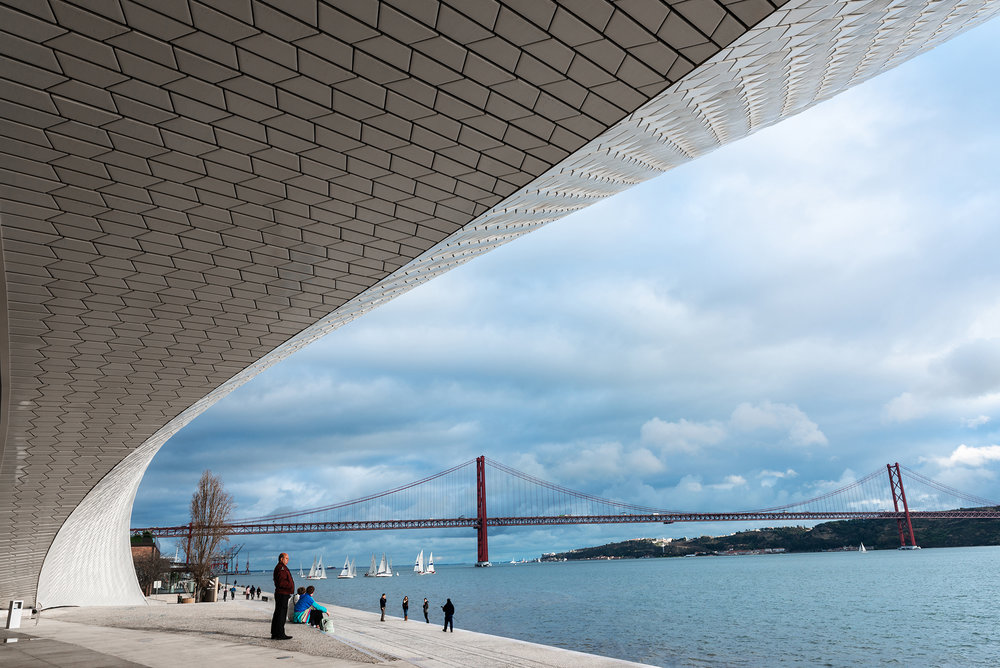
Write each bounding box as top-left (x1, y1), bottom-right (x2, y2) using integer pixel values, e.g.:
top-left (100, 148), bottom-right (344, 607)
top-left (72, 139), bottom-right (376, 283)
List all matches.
top-left (133, 457), bottom-right (1000, 565)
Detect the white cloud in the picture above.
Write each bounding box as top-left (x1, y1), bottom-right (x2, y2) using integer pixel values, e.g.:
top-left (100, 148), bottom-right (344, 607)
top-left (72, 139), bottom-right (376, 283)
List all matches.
top-left (676, 475), bottom-right (703, 493)
top-left (883, 392), bottom-right (923, 423)
top-left (509, 453), bottom-right (548, 479)
top-left (759, 469), bottom-right (797, 479)
top-left (758, 469), bottom-right (797, 488)
top-left (624, 448), bottom-right (667, 475)
top-left (639, 402), bottom-right (826, 460)
top-left (556, 442), bottom-right (666, 482)
top-left (930, 444), bottom-right (1000, 468)
top-left (640, 417), bottom-right (726, 454)
top-left (710, 475), bottom-right (748, 490)
top-left (962, 415), bottom-right (991, 429)
top-left (883, 340), bottom-right (1000, 423)
top-left (884, 390), bottom-right (1000, 424)
top-left (934, 339), bottom-right (1000, 396)
top-left (802, 469), bottom-right (859, 498)
top-left (730, 401), bottom-right (827, 446)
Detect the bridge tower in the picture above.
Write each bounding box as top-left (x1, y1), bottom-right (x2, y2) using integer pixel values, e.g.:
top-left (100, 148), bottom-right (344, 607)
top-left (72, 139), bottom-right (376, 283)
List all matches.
top-left (476, 456), bottom-right (490, 566)
top-left (887, 463), bottom-right (919, 549)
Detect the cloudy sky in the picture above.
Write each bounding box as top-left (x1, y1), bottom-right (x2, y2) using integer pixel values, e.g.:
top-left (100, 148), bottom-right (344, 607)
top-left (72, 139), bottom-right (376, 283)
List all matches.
top-left (133, 19), bottom-right (1000, 568)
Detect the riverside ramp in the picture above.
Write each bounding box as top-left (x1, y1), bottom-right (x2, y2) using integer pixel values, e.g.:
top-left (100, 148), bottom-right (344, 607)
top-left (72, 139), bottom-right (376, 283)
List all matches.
top-left (2, 596), bottom-right (642, 667)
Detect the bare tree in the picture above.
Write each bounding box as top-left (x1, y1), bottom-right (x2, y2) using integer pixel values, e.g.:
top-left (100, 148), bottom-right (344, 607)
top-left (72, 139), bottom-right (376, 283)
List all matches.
top-left (185, 469), bottom-right (234, 601)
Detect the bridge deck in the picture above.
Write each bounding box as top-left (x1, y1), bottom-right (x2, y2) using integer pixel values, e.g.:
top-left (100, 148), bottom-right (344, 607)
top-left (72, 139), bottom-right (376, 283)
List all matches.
top-left (135, 509), bottom-right (1000, 537)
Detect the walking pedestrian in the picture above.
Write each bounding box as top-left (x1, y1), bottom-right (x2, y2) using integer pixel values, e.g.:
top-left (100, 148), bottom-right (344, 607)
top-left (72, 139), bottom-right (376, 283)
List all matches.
top-left (423, 598), bottom-right (429, 623)
top-left (441, 598), bottom-right (454, 632)
top-left (379, 593), bottom-right (387, 621)
top-left (402, 595), bottom-right (409, 621)
top-left (271, 552), bottom-right (294, 640)
top-left (223, 587), bottom-right (228, 602)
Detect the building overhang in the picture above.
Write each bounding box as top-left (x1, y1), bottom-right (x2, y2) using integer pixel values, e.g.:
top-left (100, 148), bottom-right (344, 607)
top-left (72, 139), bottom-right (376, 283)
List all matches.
top-left (1, 0), bottom-right (997, 605)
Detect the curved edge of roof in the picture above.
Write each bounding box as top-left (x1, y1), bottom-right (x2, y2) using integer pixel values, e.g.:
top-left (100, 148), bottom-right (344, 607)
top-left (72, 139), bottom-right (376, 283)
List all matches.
top-left (37, 0), bottom-right (1000, 606)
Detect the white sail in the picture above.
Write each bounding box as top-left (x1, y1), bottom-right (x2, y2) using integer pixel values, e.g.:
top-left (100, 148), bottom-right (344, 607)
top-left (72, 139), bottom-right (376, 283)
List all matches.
top-left (304, 554), bottom-right (326, 580)
top-left (414, 550), bottom-right (424, 574)
top-left (376, 552), bottom-right (392, 577)
top-left (350, 559), bottom-right (356, 577)
top-left (426, 553), bottom-right (435, 574)
top-left (298, 564), bottom-right (304, 578)
top-left (338, 556), bottom-right (353, 578)
top-left (365, 553), bottom-right (377, 577)
top-left (859, 542), bottom-right (867, 553)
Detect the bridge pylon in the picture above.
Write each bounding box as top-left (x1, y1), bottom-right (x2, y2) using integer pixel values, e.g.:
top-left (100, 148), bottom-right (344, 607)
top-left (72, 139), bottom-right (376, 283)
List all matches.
top-left (887, 462), bottom-right (919, 549)
top-left (476, 456), bottom-right (490, 567)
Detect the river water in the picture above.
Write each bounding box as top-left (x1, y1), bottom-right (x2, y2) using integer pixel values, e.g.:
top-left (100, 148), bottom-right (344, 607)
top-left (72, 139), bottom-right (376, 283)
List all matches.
top-left (226, 546), bottom-right (1000, 666)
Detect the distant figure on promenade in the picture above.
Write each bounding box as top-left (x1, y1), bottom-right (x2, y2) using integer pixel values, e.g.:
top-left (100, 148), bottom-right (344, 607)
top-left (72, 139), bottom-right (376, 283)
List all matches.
top-left (256, 586), bottom-right (262, 600)
top-left (441, 598), bottom-right (454, 632)
top-left (402, 595), bottom-right (409, 621)
top-left (245, 585), bottom-right (250, 600)
top-left (223, 587), bottom-right (227, 602)
top-left (271, 552), bottom-right (294, 640)
top-left (294, 585), bottom-right (328, 627)
top-left (379, 593), bottom-right (387, 621)
top-left (423, 598), bottom-right (429, 623)
top-left (230, 585), bottom-right (236, 600)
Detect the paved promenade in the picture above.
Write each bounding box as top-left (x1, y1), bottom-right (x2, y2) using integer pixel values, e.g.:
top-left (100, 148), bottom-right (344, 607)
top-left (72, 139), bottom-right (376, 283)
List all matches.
top-left (1, 595), bottom-right (643, 667)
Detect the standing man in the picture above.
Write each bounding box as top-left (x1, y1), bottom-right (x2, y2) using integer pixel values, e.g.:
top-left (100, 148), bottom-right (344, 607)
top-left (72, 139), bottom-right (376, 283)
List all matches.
top-left (271, 552), bottom-right (294, 640)
top-left (422, 598), bottom-right (429, 623)
top-left (442, 598), bottom-right (454, 632)
top-left (379, 593), bottom-right (387, 621)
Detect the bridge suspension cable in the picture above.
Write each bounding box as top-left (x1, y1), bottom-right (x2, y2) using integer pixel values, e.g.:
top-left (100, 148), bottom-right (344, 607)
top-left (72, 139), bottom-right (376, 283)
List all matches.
top-left (751, 468), bottom-right (886, 513)
top-left (899, 465), bottom-right (999, 508)
top-left (233, 458), bottom-right (477, 524)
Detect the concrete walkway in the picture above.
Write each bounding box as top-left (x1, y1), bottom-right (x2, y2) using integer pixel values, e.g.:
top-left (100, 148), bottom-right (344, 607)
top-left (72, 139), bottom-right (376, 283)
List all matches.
top-left (1, 597), bottom-right (644, 667)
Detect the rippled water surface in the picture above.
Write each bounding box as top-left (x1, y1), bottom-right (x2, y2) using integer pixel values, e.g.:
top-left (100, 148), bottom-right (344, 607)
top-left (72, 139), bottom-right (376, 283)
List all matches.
top-left (230, 546), bottom-right (1000, 666)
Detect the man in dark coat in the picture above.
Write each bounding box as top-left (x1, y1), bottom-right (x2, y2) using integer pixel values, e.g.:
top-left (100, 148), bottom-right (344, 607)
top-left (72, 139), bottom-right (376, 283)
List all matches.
top-left (271, 552), bottom-right (294, 639)
top-left (379, 593), bottom-right (387, 621)
top-left (441, 598), bottom-right (454, 632)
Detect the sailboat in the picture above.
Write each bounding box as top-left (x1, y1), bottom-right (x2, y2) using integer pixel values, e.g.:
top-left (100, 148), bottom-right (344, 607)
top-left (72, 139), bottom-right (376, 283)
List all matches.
top-left (414, 550), bottom-right (425, 575)
top-left (426, 553), bottom-right (435, 574)
top-left (364, 553), bottom-right (377, 577)
top-left (305, 554), bottom-right (327, 579)
top-left (298, 563), bottom-right (305, 578)
top-left (338, 556), bottom-right (355, 579)
top-left (376, 552), bottom-right (393, 577)
top-left (859, 542), bottom-right (867, 553)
